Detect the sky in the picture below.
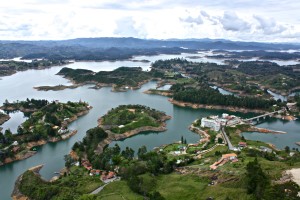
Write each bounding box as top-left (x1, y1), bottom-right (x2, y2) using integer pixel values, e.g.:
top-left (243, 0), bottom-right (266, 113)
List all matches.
top-left (0, 0), bottom-right (300, 42)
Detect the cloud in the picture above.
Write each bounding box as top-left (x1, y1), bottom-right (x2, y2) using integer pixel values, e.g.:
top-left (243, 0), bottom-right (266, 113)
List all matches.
top-left (180, 14), bottom-right (203, 25)
top-left (0, 0), bottom-right (299, 42)
top-left (253, 15), bottom-right (287, 35)
top-left (219, 11), bottom-right (251, 32)
top-left (114, 17), bottom-right (147, 38)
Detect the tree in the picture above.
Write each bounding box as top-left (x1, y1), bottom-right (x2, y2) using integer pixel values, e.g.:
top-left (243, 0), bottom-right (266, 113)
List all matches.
top-left (285, 146), bottom-right (290, 154)
top-left (4, 129), bottom-right (13, 143)
top-left (64, 155), bottom-right (73, 172)
top-left (217, 138), bottom-right (223, 144)
top-left (121, 147), bottom-right (135, 160)
top-left (246, 158), bottom-right (270, 199)
top-left (181, 136), bottom-right (183, 144)
top-left (241, 135), bottom-right (246, 141)
top-left (264, 181), bottom-right (300, 200)
top-left (138, 145), bottom-right (147, 160)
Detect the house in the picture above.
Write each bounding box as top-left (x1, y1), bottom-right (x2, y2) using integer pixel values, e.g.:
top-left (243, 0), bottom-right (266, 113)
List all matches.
top-left (118, 125), bottom-right (125, 128)
top-left (260, 146), bottom-right (273, 153)
top-left (107, 171), bottom-right (115, 179)
top-left (58, 128), bottom-right (68, 134)
top-left (222, 153), bottom-right (238, 161)
top-left (127, 109), bottom-right (136, 113)
top-left (287, 102), bottom-right (297, 112)
top-left (238, 142), bottom-right (247, 148)
top-left (12, 141), bottom-right (19, 146)
top-left (90, 169), bottom-right (101, 176)
top-left (82, 160), bottom-right (93, 170)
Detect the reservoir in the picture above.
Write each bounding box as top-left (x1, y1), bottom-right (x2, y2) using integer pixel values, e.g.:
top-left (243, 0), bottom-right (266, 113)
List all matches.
top-left (0, 54), bottom-right (299, 200)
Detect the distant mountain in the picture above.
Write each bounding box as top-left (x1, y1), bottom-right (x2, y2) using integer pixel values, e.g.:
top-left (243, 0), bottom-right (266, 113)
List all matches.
top-left (0, 37), bottom-right (300, 60)
top-left (1, 37), bottom-right (300, 50)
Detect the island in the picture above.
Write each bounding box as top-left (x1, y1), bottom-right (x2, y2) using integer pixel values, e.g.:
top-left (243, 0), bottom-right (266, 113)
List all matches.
top-left (96, 104), bottom-right (171, 153)
top-left (33, 84), bottom-right (82, 91)
top-left (0, 60), bottom-right (71, 77)
top-left (57, 67), bottom-right (161, 92)
top-left (0, 99), bottom-right (92, 166)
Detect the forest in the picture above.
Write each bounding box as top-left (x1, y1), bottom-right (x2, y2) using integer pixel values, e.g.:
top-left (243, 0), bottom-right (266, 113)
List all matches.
top-left (58, 67), bottom-right (156, 88)
top-left (171, 84), bottom-right (278, 110)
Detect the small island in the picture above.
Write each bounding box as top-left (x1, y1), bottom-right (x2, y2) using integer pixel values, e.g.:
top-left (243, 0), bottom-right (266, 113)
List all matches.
top-left (0, 99), bottom-right (92, 166)
top-left (96, 105), bottom-right (171, 153)
top-left (33, 84), bottom-right (82, 91)
top-left (57, 66), bottom-right (158, 92)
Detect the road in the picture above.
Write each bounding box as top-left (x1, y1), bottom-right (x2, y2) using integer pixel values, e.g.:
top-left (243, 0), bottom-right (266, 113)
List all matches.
top-left (90, 177), bottom-right (120, 194)
top-left (221, 126), bottom-right (235, 151)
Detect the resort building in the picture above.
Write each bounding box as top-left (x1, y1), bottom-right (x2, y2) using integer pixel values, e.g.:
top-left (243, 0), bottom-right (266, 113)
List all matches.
top-left (201, 116), bottom-right (221, 131)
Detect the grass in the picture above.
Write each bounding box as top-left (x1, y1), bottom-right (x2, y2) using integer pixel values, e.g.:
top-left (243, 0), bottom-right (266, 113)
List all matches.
top-left (97, 180), bottom-right (143, 200)
top-left (156, 173), bottom-right (209, 200)
top-left (163, 143), bottom-right (186, 152)
top-left (175, 78), bottom-right (196, 84)
top-left (111, 116), bottom-right (159, 134)
top-left (19, 166), bottom-right (103, 200)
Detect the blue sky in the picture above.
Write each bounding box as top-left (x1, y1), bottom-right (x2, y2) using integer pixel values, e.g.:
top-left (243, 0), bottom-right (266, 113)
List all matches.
top-left (0, 0), bottom-right (299, 42)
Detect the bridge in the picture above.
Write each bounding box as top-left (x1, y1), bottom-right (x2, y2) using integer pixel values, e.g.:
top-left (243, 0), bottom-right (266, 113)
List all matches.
top-left (243, 109), bottom-right (284, 123)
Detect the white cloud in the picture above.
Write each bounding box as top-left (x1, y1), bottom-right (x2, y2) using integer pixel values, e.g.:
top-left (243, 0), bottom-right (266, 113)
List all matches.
top-left (114, 17), bottom-right (147, 38)
top-left (219, 11), bottom-right (251, 32)
top-left (0, 0), bottom-right (299, 42)
top-left (180, 15), bottom-right (203, 25)
top-left (253, 15), bottom-right (287, 35)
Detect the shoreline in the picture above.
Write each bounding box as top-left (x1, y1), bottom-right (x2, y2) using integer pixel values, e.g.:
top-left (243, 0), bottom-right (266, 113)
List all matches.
top-left (245, 126), bottom-right (287, 134)
top-left (168, 99), bottom-right (267, 114)
top-left (0, 130), bottom-right (78, 167)
top-left (95, 115), bottom-right (171, 154)
top-left (0, 61), bottom-right (72, 79)
top-left (0, 107), bottom-right (91, 166)
top-left (11, 165), bottom-right (44, 200)
top-left (0, 114), bottom-right (10, 125)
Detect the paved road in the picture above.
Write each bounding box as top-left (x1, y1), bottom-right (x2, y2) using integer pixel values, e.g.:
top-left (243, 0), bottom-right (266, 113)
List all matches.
top-left (221, 126), bottom-right (235, 150)
top-left (90, 177), bottom-right (120, 194)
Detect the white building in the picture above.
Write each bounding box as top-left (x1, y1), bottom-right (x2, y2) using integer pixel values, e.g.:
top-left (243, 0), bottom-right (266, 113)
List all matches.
top-left (201, 117), bottom-right (221, 131)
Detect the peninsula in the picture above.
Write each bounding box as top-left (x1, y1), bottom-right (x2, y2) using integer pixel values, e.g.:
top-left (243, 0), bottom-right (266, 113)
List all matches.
top-left (0, 60), bottom-right (71, 77)
top-left (0, 99), bottom-right (92, 166)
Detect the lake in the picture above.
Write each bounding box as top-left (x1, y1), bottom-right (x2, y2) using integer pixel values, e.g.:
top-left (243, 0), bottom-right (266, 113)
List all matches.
top-left (0, 53), bottom-right (299, 200)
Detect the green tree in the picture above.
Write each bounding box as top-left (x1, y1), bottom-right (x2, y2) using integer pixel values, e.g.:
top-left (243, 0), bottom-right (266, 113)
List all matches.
top-left (64, 155), bottom-right (73, 172)
top-left (138, 145), bottom-right (147, 160)
top-left (246, 158), bottom-right (270, 199)
top-left (264, 181), bottom-right (300, 200)
top-left (285, 146), bottom-right (290, 153)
